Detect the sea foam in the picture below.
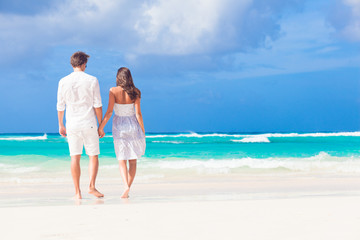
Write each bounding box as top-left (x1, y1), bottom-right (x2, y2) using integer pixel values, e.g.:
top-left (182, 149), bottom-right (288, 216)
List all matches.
top-left (140, 152), bottom-right (360, 174)
top-left (0, 163), bottom-right (41, 174)
top-left (232, 137), bottom-right (270, 143)
top-left (0, 134), bottom-right (47, 141)
top-left (145, 131), bottom-right (360, 138)
top-left (152, 141), bottom-right (186, 144)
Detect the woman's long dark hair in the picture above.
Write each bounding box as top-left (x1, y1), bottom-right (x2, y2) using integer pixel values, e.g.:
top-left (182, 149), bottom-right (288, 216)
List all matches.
top-left (116, 67), bottom-right (141, 100)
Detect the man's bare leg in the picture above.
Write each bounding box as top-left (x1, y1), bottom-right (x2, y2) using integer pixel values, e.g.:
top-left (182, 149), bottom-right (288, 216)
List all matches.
top-left (88, 155), bottom-right (104, 198)
top-left (71, 155), bottom-right (82, 199)
top-left (119, 160), bottom-right (130, 198)
top-left (128, 159), bottom-right (137, 188)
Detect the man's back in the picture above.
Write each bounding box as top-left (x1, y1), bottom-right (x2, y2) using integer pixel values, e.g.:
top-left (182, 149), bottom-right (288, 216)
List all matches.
top-left (57, 71), bottom-right (102, 130)
top-left (57, 51), bottom-right (104, 199)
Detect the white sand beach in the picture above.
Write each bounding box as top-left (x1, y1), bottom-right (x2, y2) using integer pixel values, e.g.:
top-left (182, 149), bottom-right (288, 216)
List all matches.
top-left (2, 174), bottom-right (360, 240)
top-left (2, 196), bottom-right (360, 240)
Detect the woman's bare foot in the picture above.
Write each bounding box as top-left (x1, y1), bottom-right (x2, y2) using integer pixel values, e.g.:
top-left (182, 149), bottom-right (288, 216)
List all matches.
top-left (88, 188), bottom-right (104, 198)
top-left (121, 187), bottom-right (130, 198)
top-left (74, 191), bottom-right (82, 200)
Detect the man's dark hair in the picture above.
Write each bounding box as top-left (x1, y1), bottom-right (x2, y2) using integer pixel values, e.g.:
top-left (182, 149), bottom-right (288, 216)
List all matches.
top-left (70, 51), bottom-right (90, 67)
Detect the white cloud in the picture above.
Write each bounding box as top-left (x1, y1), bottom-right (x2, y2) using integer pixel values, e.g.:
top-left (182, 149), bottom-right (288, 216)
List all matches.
top-left (342, 0), bottom-right (360, 40)
top-left (328, 0), bottom-right (360, 41)
top-left (134, 0), bottom-right (250, 55)
top-left (209, 8), bottom-right (360, 79)
top-left (0, 0), bottom-right (133, 64)
top-left (316, 46), bottom-right (340, 54)
top-left (0, 0), bottom-right (304, 65)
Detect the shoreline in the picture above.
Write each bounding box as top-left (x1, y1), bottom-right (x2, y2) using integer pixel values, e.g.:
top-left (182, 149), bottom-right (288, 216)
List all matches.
top-left (2, 173), bottom-right (360, 207)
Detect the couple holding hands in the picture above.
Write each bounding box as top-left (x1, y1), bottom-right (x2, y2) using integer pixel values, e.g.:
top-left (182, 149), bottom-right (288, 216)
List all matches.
top-left (57, 51), bottom-right (146, 199)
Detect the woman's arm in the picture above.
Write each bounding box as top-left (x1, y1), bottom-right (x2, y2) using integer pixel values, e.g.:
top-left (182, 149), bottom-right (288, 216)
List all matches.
top-left (134, 97), bottom-right (145, 134)
top-left (98, 90), bottom-right (115, 138)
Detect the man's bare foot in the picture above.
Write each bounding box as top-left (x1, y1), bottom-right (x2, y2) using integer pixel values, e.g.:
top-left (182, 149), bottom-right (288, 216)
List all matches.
top-left (88, 188), bottom-right (104, 198)
top-left (121, 187), bottom-right (130, 198)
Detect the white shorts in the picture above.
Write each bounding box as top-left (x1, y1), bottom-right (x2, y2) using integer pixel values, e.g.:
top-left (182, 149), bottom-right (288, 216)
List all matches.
top-left (67, 127), bottom-right (100, 156)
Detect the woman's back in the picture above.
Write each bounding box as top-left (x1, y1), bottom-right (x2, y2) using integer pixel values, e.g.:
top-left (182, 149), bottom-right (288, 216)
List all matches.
top-left (111, 86), bottom-right (135, 104)
top-left (97, 67), bottom-right (145, 198)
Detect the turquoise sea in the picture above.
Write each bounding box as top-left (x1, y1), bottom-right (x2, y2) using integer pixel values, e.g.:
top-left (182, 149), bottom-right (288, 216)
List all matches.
top-left (1, 132), bottom-right (360, 184)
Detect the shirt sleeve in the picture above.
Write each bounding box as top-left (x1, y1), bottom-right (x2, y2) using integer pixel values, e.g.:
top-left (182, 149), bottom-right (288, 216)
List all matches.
top-left (56, 81), bottom-right (65, 111)
top-left (93, 78), bottom-right (102, 108)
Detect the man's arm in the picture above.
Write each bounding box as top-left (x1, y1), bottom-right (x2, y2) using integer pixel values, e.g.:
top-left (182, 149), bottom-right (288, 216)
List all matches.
top-left (57, 81), bottom-right (67, 137)
top-left (58, 110), bottom-right (66, 137)
top-left (93, 78), bottom-right (103, 126)
top-left (98, 90), bottom-right (115, 138)
top-left (94, 107), bottom-right (103, 126)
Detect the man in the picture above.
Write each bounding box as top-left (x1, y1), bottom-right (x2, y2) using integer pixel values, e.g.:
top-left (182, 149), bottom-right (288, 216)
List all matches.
top-left (57, 51), bottom-right (104, 199)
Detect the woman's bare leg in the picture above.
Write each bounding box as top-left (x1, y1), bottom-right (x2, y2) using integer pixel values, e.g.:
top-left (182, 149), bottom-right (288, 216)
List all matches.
top-left (88, 155), bottom-right (104, 198)
top-left (128, 159), bottom-right (137, 188)
top-left (71, 155), bottom-right (82, 199)
top-left (119, 160), bottom-right (130, 198)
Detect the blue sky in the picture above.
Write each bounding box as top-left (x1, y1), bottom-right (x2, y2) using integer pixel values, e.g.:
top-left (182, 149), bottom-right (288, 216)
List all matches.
top-left (0, 0), bottom-right (359, 133)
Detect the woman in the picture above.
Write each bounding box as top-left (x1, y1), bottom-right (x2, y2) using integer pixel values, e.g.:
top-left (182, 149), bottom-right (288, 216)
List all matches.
top-left (98, 67), bottom-right (145, 198)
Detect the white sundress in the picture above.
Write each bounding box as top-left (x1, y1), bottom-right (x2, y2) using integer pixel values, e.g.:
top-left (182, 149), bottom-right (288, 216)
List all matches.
top-left (112, 103), bottom-right (146, 160)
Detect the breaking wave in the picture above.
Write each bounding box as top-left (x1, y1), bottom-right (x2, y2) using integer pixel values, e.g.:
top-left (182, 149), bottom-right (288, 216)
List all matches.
top-left (150, 140), bottom-right (201, 144)
top-left (140, 152), bottom-right (360, 174)
top-left (0, 134), bottom-right (47, 141)
top-left (146, 132), bottom-right (360, 138)
top-left (232, 137), bottom-right (270, 143)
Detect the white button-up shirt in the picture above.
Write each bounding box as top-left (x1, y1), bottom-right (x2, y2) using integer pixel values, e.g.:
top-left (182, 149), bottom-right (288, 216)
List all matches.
top-left (57, 71), bottom-right (102, 130)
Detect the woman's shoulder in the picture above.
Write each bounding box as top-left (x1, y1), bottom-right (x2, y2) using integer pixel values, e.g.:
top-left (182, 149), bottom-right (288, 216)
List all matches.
top-left (110, 86), bottom-right (124, 92)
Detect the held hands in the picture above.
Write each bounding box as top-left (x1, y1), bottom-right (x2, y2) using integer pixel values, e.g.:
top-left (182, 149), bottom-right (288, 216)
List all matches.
top-left (59, 125), bottom-right (67, 137)
top-left (98, 128), bottom-right (105, 138)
